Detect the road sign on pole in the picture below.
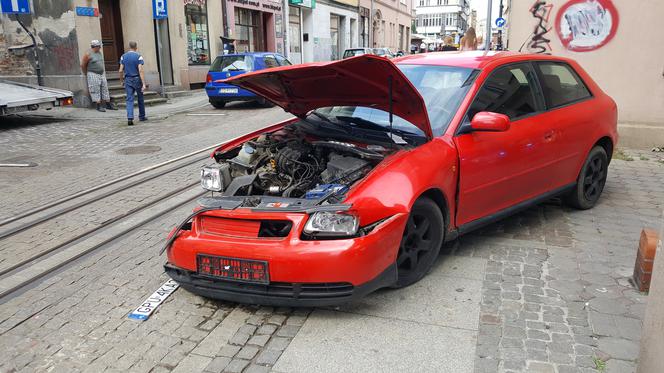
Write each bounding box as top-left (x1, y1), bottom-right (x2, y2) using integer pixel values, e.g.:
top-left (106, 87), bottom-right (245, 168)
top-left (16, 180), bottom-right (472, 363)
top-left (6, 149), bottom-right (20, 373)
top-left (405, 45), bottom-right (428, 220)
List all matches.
top-left (495, 17), bottom-right (506, 28)
top-left (0, 0), bottom-right (30, 14)
top-left (152, 0), bottom-right (167, 19)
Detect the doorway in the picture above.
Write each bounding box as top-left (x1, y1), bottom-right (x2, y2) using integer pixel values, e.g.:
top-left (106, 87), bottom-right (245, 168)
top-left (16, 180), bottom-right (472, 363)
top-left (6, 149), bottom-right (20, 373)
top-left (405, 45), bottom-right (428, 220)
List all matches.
top-left (330, 14), bottom-right (340, 60)
top-left (98, 0), bottom-right (124, 71)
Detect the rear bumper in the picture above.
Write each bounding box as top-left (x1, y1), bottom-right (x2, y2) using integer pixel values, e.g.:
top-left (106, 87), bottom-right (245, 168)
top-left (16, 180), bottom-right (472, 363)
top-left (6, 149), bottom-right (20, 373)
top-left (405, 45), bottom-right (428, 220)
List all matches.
top-left (165, 262), bottom-right (397, 307)
top-left (206, 84), bottom-right (256, 99)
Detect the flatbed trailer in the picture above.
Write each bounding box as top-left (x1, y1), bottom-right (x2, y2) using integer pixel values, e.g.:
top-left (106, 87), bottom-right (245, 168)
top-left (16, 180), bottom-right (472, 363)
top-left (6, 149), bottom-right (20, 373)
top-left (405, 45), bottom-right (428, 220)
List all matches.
top-left (0, 80), bottom-right (73, 115)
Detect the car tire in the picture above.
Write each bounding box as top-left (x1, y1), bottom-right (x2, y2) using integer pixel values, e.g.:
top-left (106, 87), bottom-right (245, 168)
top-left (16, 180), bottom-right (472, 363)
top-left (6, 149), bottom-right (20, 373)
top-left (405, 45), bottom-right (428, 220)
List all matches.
top-left (256, 97), bottom-right (274, 108)
top-left (211, 101), bottom-right (226, 109)
top-left (393, 197), bottom-right (444, 288)
top-left (566, 146), bottom-right (609, 210)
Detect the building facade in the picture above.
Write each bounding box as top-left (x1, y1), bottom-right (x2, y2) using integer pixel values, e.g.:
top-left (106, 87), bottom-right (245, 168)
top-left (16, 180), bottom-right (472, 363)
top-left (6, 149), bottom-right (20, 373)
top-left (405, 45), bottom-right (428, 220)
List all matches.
top-left (414, 0), bottom-right (469, 45)
top-left (287, 0), bottom-right (359, 63)
top-left (506, 0), bottom-right (664, 146)
top-left (358, 0), bottom-right (413, 52)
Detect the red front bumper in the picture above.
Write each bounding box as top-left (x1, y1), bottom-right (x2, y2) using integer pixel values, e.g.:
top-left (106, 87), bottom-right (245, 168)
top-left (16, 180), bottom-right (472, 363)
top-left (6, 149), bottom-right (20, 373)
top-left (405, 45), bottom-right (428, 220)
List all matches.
top-left (165, 209), bottom-right (408, 304)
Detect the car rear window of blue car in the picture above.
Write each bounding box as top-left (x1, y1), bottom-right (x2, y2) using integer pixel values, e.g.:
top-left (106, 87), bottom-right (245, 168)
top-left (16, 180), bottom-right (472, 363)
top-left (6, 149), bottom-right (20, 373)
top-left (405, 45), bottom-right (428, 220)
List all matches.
top-left (210, 56), bottom-right (254, 72)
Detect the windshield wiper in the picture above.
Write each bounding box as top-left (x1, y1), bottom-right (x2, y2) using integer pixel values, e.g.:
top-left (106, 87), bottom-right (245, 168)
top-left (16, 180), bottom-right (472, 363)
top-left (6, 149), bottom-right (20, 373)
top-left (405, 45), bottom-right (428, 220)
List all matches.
top-left (310, 111), bottom-right (334, 123)
top-left (335, 116), bottom-right (423, 138)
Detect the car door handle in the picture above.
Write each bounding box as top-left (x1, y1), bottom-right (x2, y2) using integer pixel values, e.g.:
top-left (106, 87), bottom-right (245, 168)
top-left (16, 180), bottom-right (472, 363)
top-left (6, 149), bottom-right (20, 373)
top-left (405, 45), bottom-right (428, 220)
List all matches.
top-left (543, 130), bottom-right (555, 142)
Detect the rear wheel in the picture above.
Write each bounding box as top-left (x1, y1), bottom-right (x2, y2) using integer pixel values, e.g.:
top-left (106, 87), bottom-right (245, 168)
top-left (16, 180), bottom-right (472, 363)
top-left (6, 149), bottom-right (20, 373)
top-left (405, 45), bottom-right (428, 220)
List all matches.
top-left (393, 197), bottom-right (444, 288)
top-left (210, 101), bottom-right (226, 109)
top-left (256, 97), bottom-right (274, 108)
top-left (566, 146), bottom-right (608, 209)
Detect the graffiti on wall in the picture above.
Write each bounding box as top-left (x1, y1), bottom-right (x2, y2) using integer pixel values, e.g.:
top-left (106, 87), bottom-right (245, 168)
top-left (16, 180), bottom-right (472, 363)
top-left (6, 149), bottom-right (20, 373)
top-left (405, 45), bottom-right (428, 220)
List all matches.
top-left (556, 0), bottom-right (619, 52)
top-left (525, 0), bottom-right (554, 54)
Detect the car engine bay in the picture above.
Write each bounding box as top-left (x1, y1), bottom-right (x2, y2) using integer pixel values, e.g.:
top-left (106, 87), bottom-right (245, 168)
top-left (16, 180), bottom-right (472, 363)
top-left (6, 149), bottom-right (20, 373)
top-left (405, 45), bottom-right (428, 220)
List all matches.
top-left (209, 125), bottom-right (395, 201)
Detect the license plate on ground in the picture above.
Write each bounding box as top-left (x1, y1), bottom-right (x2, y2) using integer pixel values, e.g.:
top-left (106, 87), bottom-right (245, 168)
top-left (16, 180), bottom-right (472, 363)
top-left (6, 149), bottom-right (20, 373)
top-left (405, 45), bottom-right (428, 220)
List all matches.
top-left (219, 88), bottom-right (238, 94)
top-left (197, 255), bottom-right (269, 283)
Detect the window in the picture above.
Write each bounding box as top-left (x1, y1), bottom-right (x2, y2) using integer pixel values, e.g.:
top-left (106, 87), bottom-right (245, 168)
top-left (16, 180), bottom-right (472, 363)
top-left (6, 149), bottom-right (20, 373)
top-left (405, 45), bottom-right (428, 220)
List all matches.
top-left (185, 1), bottom-right (210, 65)
top-left (210, 55), bottom-right (254, 72)
top-left (235, 8), bottom-right (264, 53)
top-left (536, 62), bottom-right (591, 108)
top-left (275, 55), bottom-right (291, 66)
top-left (468, 64), bottom-right (539, 120)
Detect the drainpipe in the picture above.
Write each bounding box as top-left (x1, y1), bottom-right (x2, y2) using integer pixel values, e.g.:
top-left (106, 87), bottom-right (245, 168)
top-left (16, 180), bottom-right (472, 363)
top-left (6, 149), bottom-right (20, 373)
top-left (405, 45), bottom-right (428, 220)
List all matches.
top-left (283, 0), bottom-right (289, 57)
top-left (485, 0), bottom-right (492, 51)
top-left (16, 17), bottom-right (43, 86)
top-left (369, 0), bottom-right (374, 47)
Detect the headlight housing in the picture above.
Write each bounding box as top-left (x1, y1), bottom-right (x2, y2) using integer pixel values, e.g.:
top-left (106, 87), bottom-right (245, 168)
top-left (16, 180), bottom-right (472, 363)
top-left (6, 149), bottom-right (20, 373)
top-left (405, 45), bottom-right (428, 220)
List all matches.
top-left (200, 165), bottom-right (223, 192)
top-left (303, 212), bottom-right (358, 237)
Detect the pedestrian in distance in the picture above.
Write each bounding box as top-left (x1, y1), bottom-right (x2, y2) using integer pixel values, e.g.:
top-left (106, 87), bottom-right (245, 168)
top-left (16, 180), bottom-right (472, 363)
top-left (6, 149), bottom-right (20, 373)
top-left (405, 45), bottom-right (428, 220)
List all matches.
top-left (119, 41), bottom-right (147, 126)
top-left (459, 27), bottom-right (478, 51)
top-left (440, 35), bottom-right (458, 52)
top-left (81, 40), bottom-right (117, 112)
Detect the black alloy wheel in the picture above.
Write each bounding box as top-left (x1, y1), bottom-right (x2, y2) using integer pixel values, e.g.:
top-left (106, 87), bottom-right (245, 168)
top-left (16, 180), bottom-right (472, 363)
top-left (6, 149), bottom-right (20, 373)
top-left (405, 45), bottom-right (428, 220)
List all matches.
top-left (393, 197), bottom-right (444, 288)
top-left (566, 146), bottom-right (609, 210)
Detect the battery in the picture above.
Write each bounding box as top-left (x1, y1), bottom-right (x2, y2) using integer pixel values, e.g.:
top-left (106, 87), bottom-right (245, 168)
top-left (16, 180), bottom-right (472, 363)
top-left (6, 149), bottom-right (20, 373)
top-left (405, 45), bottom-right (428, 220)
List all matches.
top-left (304, 184), bottom-right (348, 199)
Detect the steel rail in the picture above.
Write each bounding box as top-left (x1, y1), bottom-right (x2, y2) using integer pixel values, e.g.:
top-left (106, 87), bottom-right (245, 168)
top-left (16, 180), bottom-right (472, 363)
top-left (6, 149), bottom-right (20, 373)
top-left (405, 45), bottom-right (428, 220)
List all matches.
top-left (0, 142), bottom-right (219, 228)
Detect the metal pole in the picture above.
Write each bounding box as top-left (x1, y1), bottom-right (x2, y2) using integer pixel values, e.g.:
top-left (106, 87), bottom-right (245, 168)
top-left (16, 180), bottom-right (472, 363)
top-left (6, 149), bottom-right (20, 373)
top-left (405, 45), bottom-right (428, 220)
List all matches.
top-left (485, 0), bottom-right (492, 51)
top-left (283, 0), bottom-right (290, 58)
top-left (497, 0), bottom-right (504, 50)
top-left (155, 19), bottom-right (165, 96)
top-left (369, 0), bottom-right (374, 47)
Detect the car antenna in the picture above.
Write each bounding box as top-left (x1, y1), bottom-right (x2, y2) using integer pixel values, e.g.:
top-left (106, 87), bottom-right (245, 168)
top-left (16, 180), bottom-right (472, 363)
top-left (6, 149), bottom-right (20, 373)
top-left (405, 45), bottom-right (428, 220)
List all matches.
top-left (388, 75), bottom-right (394, 141)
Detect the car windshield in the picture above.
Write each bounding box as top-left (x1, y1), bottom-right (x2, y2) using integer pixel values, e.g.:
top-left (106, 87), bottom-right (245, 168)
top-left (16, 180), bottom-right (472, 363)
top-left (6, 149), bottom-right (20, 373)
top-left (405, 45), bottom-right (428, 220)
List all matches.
top-left (312, 65), bottom-right (476, 137)
top-left (210, 56), bottom-right (254, 72)
top-left (343, 50), bottom-right (366, 58)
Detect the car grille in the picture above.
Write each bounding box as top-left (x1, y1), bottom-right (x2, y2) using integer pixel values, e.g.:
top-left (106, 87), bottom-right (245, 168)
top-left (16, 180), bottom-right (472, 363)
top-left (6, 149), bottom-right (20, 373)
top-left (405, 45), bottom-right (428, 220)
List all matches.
top-left (200, 216), bottom-right (292, 238)
top-left (191, 272), bottom-right (354, 299)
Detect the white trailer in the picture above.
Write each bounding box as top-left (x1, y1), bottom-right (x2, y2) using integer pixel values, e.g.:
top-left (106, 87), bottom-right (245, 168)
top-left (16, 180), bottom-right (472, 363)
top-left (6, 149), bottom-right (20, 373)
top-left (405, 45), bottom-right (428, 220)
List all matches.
top-left (0, 80), bottom-right (73, 115)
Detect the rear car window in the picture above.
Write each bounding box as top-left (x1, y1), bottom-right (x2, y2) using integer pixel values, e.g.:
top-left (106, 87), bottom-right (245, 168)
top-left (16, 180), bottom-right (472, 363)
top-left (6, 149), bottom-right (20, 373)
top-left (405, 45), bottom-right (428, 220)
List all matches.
top-left (263, 56), bottom-right (279, 68)
top-left (210, 56), bottom-right (254, 72)
top-left (536, 62), bottom-right (591, 108)
top-left (276, 55), bottom-right (292, 66)
top-left (468, 64), bottom-right (539, 121)
top-left (343, 49), bottom-right (366, 58)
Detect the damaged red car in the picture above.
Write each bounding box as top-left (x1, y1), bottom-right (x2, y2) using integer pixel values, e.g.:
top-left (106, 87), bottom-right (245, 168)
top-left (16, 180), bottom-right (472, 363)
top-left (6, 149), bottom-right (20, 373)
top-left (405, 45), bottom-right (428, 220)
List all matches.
top-left (163, 51), bottom-right (617, 306)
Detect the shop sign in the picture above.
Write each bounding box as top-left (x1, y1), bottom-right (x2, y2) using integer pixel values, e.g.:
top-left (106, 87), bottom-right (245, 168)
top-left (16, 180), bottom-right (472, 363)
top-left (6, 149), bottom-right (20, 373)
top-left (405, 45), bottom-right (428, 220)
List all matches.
top-left (183, 0), bottom-right (205, 6)
top-left (228, 0), bottom-right (261, 7)
top-left (289, 0), bottom-right (315, 9)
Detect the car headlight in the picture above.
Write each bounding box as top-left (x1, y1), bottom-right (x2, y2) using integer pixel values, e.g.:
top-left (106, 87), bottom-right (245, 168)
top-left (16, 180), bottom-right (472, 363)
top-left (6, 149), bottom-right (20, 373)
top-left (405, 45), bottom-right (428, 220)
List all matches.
top-left (303, 212), bottom-right (358, 237)
top-left (200, 165), bottom-right (223, 192)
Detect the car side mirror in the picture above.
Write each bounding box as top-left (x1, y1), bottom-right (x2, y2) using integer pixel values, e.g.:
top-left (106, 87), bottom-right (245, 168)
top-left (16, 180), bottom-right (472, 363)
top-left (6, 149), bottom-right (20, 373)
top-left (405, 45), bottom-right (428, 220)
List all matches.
top-left (470, 112), bottom-right (511, 132)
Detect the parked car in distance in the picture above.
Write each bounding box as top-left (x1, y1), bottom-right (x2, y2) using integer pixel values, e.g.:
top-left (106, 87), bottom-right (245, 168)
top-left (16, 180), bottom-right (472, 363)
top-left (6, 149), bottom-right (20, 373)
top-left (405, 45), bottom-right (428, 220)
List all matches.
top-left (373, 47), bottom-right (395, 58)
top-left (164, 52), bottom-right (617, 306)
top-left (205, 52), bottom-right (291, 108)
top-left (342, 48), bottom-right (374, 59)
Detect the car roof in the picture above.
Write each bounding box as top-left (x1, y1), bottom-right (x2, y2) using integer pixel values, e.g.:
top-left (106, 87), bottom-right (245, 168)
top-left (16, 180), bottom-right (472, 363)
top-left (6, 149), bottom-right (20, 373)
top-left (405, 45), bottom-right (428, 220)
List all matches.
top-left (215, 52), bottom-right (282, 57)
top-left (394, 51), bottom-right (573, 69)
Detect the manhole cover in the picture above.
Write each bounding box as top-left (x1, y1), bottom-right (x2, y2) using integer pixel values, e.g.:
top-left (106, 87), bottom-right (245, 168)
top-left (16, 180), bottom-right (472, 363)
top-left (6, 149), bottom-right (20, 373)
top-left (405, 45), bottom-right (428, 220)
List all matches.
top-left (115, 145), bottom-right (162, 155)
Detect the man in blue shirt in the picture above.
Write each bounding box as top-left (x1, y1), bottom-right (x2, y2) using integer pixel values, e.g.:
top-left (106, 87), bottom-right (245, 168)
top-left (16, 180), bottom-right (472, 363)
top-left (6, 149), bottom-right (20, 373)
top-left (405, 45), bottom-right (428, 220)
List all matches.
top-left (119, 41), bottom-right (146, 126)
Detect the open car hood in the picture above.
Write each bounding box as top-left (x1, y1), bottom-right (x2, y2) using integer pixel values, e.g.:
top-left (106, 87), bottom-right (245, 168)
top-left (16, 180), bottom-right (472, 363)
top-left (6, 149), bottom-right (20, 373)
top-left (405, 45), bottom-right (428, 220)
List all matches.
top-left (222, 55), bottom-right (432, 139)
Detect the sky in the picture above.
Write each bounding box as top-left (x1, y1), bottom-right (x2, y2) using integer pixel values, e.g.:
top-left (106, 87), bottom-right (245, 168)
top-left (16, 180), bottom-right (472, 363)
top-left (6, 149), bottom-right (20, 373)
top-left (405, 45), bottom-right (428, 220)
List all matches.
top-left (470, 0), bottom-right (502, 22)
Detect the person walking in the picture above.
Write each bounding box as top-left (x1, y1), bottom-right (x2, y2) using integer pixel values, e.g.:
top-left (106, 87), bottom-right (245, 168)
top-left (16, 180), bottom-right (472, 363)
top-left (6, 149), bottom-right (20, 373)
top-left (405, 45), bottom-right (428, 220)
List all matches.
top-left (460, 27), bottom-right (478, 51)
top-left (81, 40), bottom-right (116, 112)
top-left (119, 41), bottom-right (147, 126)
top-left (440, 35), bottom-right (458, 51)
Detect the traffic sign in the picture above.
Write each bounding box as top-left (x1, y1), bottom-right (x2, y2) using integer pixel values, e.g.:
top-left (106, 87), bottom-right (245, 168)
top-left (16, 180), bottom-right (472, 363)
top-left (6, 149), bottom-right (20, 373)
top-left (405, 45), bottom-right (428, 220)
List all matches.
top-left (152, 0), bottom-right (167, 19)
top-left (495, 17), bottom-right (506, 28)
top-left (0, 0), bottom-right (30, 14)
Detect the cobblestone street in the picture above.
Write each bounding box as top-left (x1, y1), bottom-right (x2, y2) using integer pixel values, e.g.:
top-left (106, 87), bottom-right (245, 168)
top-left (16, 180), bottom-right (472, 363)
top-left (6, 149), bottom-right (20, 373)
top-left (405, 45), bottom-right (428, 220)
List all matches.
top-left (1, 103), bottom-right (663, 373)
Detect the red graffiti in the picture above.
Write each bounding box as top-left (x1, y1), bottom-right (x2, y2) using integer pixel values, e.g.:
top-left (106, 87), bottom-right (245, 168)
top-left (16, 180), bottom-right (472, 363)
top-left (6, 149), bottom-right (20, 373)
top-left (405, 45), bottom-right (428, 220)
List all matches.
top-left (523, 0), bottom-right (553, 54)
top-left (555, 0), bottom-right (619, 52)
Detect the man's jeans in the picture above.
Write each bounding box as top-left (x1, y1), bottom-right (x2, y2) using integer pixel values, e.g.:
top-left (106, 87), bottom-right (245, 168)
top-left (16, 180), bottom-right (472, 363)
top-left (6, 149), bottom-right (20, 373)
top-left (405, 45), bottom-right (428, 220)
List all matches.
top-left (125, 77), bottom-right (145, 120)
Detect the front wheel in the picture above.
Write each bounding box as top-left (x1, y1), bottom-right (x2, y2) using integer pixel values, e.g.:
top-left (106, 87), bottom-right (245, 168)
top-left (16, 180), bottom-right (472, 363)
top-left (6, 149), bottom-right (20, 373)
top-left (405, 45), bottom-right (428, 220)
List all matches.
top-left (210, 101), bottom-right (226, 109)
top-left (393, 197), bottom-right (444, 288)
top-left (566, 146), bottom-right (608, 209)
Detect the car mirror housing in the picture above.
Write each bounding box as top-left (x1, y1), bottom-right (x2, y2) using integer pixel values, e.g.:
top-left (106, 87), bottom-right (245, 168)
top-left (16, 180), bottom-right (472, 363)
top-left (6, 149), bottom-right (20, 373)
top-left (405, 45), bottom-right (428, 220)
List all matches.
top-left (470, 112), bottom-right (511, 132)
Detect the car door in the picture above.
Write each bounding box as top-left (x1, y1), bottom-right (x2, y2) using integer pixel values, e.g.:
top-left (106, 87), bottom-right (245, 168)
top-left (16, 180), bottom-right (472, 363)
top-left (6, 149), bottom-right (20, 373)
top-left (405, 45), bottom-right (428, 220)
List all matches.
top-left (532, 61), bottom-right (595, 185)
top-left (454, 62), bottom-right (560, 226)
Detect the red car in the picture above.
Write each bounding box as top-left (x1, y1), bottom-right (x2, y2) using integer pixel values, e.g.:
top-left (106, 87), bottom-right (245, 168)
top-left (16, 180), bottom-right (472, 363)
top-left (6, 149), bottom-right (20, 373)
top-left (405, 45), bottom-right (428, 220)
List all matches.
top-left (163, 51), bottom-right (617, 306)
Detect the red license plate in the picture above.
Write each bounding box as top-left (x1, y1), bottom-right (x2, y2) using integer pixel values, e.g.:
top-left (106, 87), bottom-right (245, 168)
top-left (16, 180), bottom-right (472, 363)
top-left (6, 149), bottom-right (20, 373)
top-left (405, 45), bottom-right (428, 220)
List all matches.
top-left (197, 255), bottom-right (269, 284)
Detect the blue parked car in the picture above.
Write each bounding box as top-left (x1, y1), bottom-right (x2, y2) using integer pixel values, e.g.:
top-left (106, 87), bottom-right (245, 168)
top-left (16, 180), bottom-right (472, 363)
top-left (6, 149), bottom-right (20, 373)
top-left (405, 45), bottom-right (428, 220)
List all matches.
top-left (205, 52), bottom-right (291, 108)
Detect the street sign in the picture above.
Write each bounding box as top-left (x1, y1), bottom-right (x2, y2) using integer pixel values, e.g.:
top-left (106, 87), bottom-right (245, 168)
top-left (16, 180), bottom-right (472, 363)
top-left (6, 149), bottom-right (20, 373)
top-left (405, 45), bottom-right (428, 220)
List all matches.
top-left (152, 0), bottom-right (167, 19)
top-left (0, 0), bottom-right (30, 14)
top-left (495, 17), bottom-right (506, 28)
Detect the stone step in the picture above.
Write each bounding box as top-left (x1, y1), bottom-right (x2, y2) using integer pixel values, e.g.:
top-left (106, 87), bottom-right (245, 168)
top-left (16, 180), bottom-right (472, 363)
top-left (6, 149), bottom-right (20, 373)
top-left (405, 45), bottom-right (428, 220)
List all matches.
top-left (110, 91), bottom-right (161, 101)
top-left (115, 97), bottom-right (169, 108)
